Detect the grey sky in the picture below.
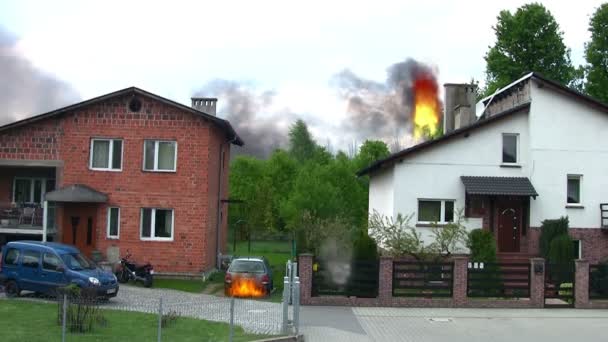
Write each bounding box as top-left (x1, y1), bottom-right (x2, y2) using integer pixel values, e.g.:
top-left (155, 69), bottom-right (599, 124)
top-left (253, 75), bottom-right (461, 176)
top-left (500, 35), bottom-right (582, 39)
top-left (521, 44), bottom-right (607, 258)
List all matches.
top-left (0, 0), bottom-right (603, 152)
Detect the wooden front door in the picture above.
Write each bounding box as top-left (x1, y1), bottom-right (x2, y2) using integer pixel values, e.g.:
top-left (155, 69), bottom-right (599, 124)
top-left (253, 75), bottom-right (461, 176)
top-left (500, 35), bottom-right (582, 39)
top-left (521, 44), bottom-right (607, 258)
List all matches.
top-left (496, 199), bottom-right (522, 252)
top-left (61, 204), bottom-right (97, 256)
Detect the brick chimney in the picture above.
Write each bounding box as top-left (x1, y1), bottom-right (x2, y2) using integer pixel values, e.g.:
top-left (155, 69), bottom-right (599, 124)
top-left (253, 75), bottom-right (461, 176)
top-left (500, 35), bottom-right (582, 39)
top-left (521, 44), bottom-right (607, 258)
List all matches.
top-left (191, 97), bottom-right (218, 116)
top-left (443, 83), bottom-right (477, 133)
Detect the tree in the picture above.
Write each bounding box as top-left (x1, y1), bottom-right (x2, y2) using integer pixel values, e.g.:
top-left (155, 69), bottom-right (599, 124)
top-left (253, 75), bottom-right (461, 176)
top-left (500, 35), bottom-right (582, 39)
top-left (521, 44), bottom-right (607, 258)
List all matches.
top-left (353, 140), bottom-right (390, 171)
top-left (288, 119), bottom-right (317, 162)
top-left (483, 3), bottom-right (576, 96)
top-left (585, 3), bottom-right (608, 103)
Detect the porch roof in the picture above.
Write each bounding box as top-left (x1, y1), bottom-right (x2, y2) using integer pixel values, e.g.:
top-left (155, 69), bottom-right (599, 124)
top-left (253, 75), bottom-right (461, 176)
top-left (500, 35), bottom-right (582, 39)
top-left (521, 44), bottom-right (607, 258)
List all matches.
top-left (461, 176), bottom-right (538, 198)
top-left (45, 184), bottom-right (108, 203)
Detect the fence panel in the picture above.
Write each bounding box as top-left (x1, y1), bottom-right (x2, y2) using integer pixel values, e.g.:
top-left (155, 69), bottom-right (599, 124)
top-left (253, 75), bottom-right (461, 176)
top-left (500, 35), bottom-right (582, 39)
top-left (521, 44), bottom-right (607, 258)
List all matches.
top-left (312, 258), bottom-right (379, 298)
top-left (392, 261), bottom-right (453, 298)
top-left (467, 262), bottom-right (530, 298)
top-left (589, 264), bottom-right (608, 300)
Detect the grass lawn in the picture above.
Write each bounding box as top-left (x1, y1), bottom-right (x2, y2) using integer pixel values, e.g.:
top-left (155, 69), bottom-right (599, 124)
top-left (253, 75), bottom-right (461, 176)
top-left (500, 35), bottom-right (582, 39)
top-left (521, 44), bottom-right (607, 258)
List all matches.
top-left (0, 299), bottom-right (269, 342)
top-left (154, 278), bottom-right (206, 293)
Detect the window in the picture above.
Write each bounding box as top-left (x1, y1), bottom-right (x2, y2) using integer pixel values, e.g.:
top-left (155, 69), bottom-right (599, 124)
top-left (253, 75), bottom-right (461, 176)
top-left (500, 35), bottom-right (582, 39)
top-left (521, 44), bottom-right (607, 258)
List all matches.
top-left (143, 140), bottom-right (177, 172)
top-left (567, 175), bottom-right (582, 205)
top-left (107, 207), bottom-right (120, 239)
top-left (140, 208), bottom-right (174, 240)
top-left (572, 240), bottom-right (582, 260)
top-left (13, 177), bottom-right (55, 204)
top-left (42, 253), bottom-right (62, 272)
top-left (418, 200), bottom-right (455, 223)
top-left (502, 134), bottom-right (519, 164)
top-left (22, 250), bottom-right (40, 269)
top-left (90, 138), bottom-right (123, 171)
top-left (4, 248), bottom-right (20, 266)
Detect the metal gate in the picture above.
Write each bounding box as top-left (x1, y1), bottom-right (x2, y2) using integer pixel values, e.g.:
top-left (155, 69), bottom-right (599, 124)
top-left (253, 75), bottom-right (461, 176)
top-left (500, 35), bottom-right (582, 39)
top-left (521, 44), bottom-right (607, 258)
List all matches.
top-left (544, 262), bottom-right (575, 308)
top-left (312, 258), bottom-right (379, 298)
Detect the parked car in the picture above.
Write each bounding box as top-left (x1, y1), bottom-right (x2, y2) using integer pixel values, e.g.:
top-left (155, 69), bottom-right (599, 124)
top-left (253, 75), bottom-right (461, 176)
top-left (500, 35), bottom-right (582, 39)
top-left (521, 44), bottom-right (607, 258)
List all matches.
top-left (224, 257), bottom-right (273, 297)
top-left (0, 241), bottom-right (119, 298)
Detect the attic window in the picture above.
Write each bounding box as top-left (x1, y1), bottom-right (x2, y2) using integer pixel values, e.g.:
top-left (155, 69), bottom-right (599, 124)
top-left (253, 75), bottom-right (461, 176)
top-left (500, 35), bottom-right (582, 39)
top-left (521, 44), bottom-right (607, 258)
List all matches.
top-left (128, 97), bottom-right (142, 112)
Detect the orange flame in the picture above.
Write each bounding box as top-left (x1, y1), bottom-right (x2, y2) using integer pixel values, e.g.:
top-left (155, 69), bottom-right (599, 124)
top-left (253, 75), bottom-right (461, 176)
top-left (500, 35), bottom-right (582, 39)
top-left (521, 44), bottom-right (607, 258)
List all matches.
top-left (413, 77), bottom-right (440, 139)
top-left (228, 277), bottom-right (266, 298)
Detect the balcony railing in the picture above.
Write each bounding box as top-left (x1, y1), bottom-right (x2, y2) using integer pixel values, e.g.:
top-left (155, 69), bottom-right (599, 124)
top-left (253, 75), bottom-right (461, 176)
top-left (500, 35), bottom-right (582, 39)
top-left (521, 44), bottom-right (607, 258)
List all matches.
top-left (601, 203), bottom-right (608, 230)
top-left (0, 204), bottom-right (56, 234)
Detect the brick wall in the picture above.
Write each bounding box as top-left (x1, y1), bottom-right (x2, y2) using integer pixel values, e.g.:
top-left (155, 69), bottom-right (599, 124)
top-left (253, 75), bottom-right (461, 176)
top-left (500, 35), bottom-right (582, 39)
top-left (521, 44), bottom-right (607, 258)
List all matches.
top-left (0, 92), bottom-right (232, 274)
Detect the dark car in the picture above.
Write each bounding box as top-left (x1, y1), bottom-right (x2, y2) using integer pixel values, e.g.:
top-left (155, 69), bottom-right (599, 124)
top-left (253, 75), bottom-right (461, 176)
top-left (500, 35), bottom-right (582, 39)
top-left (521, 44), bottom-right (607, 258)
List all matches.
top-left (0, 241), bottom-right (119, 298)
top-left (224, 257), bottom-right (273, 297)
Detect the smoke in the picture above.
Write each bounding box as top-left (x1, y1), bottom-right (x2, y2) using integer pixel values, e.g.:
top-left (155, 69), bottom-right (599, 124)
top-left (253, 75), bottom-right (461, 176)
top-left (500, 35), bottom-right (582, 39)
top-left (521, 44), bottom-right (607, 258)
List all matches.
top-left (194, 80), bottom-right (300, 158)
top-left (332, 58), bottom-right (439, 150)
top-left (0, 27), bottom-right (79, 125)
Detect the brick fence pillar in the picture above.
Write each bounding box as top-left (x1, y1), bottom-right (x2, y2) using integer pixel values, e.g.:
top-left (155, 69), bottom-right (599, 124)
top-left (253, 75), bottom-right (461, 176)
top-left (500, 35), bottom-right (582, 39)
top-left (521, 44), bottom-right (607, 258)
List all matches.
top-left (298, 253), bottom-right (313, 305)
top-left (378, 256), bottom-right (393, 304)
top-left (575, 259), bottom-right (590, 309)
top-left (452, 256), bottom-right (468, 307)
top-left (530, 258), bottom-right (545, 308)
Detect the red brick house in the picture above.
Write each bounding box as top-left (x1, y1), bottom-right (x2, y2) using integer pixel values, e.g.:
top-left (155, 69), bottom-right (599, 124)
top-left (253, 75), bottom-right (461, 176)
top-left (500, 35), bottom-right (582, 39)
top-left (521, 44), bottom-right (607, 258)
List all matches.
top-left (0, 87), bottom-right (243, 275)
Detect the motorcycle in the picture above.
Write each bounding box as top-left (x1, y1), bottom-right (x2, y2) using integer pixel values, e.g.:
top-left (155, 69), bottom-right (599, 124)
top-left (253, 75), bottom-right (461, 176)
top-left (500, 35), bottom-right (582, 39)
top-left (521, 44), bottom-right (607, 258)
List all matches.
top-left (115, 251), bottom-right (154, 288)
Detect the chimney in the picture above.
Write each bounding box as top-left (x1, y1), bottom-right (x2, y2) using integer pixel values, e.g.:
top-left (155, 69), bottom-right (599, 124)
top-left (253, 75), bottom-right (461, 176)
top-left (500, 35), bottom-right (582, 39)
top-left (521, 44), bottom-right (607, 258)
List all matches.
top-left (191, 97), bottom-right (218, 116)
top-left (443, 83), bottom-right (477, 133)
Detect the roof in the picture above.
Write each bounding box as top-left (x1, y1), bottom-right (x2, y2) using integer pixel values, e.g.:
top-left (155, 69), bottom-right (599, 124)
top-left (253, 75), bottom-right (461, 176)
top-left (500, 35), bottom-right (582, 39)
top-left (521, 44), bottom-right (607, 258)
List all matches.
top-left (357, 102), bottom-right (531, 176)
top-left (461, 176), bottom-right (538, 198)
top-left (0, 86), bottom-right (244, 146)
top-left (45, 184), bottom-right (108, 203)
top-left (6, 241), bottom-right (80, 254)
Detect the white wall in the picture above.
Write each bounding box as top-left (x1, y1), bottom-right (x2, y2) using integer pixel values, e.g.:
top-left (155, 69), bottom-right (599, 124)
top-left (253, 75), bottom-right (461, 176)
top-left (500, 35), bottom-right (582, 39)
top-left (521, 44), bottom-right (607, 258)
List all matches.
top-left (388, 110), bottom-right (530, 244)
top-left (528, 82), bottom-right (608, 227)
top-left (368, 167), bottom-right (394, 218)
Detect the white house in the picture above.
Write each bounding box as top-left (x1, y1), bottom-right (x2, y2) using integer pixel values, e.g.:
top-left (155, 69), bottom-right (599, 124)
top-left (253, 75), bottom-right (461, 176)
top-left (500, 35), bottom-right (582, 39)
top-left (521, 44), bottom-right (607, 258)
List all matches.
top-left (360, 72), bottom-right (608, 262)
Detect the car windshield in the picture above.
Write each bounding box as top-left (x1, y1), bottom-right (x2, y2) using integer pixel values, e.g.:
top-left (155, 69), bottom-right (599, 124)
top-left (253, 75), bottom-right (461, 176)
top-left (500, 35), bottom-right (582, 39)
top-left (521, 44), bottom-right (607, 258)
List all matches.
top-left (229, 260), bottom-right (265, 273)
top-left (61, 253), bottom-right (95, 270)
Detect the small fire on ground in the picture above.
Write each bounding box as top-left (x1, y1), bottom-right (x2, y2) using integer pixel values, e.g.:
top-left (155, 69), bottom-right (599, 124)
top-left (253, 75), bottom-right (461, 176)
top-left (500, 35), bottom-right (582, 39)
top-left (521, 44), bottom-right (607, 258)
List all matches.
top-left (412, 75), bottom-right (441, 139)
top-left (227, 277), bottom-right (265, 298)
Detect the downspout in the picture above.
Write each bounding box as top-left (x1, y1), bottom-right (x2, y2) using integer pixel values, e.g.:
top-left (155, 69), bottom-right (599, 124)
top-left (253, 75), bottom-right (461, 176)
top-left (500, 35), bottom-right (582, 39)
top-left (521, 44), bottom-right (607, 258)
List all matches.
top-left (215, 136), bottom-right (236, 270)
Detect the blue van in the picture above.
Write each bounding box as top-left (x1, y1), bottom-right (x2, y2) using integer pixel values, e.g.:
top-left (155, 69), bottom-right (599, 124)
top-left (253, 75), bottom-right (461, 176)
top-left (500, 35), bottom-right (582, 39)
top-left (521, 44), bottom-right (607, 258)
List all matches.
top-left (0, 241), bottom-right (119, 298)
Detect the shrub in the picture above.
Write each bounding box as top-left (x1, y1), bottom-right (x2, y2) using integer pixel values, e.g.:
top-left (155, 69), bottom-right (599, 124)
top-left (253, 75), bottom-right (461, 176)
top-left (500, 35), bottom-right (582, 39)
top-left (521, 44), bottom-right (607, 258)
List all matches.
top-left (466, 229), bottom-right (497, 263)
top-left (547, 234), bottom-right (574, 264)
top-left (353, 231), bottom-right (378, 260)
top-left (539, 217), bottom-right (569, 258)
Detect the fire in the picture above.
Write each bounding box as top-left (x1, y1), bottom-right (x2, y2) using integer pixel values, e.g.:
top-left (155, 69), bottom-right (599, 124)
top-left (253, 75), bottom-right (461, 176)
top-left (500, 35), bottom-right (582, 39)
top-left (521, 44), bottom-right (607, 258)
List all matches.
top-left (227, 277), bottom-right (266, 298)
top-left (413, 77), bottom-right (440, 139)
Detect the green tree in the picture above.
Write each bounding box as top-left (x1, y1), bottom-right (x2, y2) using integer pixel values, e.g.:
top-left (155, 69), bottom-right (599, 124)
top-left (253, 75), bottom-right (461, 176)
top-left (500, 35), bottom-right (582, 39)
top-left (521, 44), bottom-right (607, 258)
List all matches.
top-left (483, 3), bottom-right (576, 96)
top-left (353, 140), bottom-right (390, 171)
top-left (585, 3), bottom-right (608, 102)
top-left (288, 119), bottom-right (317, 162)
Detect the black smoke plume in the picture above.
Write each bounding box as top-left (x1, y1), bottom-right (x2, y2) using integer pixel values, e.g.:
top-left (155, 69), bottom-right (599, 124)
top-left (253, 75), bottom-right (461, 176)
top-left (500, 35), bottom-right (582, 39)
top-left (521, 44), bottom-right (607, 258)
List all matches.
top-left (0, 27), bottom-right (79, 125)
top-left (332, 58), bottom-right (439, 150)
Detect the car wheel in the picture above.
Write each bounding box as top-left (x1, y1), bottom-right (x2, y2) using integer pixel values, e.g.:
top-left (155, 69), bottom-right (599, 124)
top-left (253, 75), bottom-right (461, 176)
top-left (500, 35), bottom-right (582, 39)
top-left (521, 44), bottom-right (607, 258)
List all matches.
top-left (143, 274), bottom-right (153, 288)
top-left (5, 280), bottom-right (20, 298)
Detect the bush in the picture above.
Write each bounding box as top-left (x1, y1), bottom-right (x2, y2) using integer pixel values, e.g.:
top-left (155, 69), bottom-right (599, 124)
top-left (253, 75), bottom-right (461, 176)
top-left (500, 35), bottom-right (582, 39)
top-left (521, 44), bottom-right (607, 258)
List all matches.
top-left (467, 229), bottom-right (497, 263)
top-left (540, 217), bottom-right (569, 258)
top-left (353, 231), bottom-right (378, 260)
top-left (547, 234), bottom-right (574, 264)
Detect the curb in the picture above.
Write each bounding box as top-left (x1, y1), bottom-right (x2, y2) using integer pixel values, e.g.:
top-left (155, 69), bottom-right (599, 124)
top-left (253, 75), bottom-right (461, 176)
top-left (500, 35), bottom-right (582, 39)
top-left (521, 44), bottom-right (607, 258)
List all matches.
top-left (252, 334), bottom-right (304, 342)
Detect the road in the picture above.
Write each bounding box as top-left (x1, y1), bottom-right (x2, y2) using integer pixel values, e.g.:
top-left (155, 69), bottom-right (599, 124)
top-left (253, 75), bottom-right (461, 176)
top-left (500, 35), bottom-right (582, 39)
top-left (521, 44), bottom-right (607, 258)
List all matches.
top-left (300, 306), bottom-right (608, 342)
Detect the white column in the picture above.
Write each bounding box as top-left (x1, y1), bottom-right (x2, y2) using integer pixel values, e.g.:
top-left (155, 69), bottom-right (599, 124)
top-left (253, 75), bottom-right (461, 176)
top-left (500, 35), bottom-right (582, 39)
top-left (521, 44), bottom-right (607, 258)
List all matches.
top-left (42, 200), bottom-right (48, 242)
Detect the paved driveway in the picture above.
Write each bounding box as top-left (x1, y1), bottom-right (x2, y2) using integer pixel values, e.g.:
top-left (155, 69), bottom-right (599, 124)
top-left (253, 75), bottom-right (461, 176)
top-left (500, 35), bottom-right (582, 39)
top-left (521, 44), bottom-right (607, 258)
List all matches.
top-left (301, 306), bottom-right (608, 342)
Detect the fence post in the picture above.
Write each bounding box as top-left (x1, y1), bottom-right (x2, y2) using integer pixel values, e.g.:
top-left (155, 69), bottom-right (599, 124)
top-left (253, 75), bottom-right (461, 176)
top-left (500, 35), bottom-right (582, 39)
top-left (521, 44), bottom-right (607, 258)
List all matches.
top-left (298, 254), bottom-right (313, 305)
top-left (229, 297), bottom-right (235, 342)
top-left (378, 256), bottom-right (393, 304)
top-left (575, 259), bottom-right (590, 308)
top-left (530, 258), bottom-right (545, 308)
top-left (157, 297), bottom-right (163, 342)
top-left (61, 294), bottom-right (67, 342)
top-left (282, 276), bottom-right (290, 334)
top-left (293, 276), bottom-right (300, 336)
top-left (452, 256), bottom-right (468, 307)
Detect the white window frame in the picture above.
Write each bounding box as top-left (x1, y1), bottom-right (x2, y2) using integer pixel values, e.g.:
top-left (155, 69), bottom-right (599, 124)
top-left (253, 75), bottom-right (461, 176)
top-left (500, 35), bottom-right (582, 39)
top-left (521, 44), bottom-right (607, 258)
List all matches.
top-left (501, 133), bottom-right (520, 165)
top-left (13, 177), bottom-right (54, 204)
top-left (89, 138), bottom-right (123, 172)
top-left (573, 240), bottom-right (582, 259)
top-left (139, 208), bottom-right (174, 241)
top-left (417, 199), bottom-right (455, 224)
top-left (566, 174), bottom-right (583, 206)
top-left (106, 207), bottom-right (121, 239)
top-left (142, 140), bottom-right (178, 172)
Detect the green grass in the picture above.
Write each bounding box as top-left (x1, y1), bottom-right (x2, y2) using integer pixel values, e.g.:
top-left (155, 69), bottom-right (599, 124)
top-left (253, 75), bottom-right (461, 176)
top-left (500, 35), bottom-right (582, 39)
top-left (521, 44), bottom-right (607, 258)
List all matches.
top-left (153, 278), bottom-right (206, 293)
top-left (0, 299), bottom-right (269, 342)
